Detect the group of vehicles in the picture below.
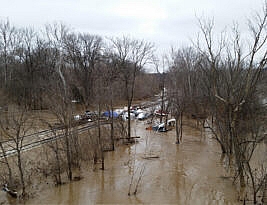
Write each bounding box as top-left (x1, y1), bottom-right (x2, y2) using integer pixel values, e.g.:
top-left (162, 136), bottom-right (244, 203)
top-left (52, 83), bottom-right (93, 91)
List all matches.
top-left (74, 106), bottom-right (153, 122)
top-left (73, 105), bottom-right (175, 132)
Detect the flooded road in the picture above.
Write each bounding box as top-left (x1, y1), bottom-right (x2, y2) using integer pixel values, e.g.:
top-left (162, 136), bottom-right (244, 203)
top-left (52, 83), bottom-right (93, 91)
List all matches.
top-left (26, 120), bottom-right (240, 204)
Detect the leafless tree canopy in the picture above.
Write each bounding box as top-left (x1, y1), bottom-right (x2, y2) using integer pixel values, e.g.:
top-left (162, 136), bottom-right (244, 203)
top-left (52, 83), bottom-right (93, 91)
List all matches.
top-left (166, 2), bottom-right (267, 203)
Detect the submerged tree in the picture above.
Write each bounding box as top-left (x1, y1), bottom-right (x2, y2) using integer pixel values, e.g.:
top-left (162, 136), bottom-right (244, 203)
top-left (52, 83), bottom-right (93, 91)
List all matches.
top-left (110, 36), bottom-right (154, 140)
top-left (195, 2), bottom-right (267, 202)
top-left (168, 47), bottom-right (203, 143)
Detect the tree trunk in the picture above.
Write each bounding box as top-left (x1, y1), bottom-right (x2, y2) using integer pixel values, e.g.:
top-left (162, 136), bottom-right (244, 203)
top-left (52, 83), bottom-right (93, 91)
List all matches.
top-left (110, 104), bottom-right (115, 151)
top-left (17, 150), bottom-right (26, 196)
top-left (55, 140), bottom-right (62, 185)
top-left (175, 114), bottom-right (180, 144)
top-left (239, 167), bottom-right (245, 187)
top-left (4, 52), bottom-right (7, 87)
top-left (127, 103), bottom-right (131, 140)
top-left (101, 154), bottom-right (105, 170)
top-left (262, 175), bottom-right (267, 204)
top-left (247, 162), bottom-right (257, 204)
top-left (98, 103), bottom-right (104, 170)
top-left (160, 88), bottom-right (165, 123)
top-left (65, 128), bottom-right (72, 181)
top-left (220, 143), bottom-right (227, 154)
top-left (180, 111), bottom-right (183, 142)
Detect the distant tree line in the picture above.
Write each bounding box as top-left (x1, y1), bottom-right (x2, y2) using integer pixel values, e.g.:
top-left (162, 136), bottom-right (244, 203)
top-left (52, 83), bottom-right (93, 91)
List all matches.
top-left (0, 21), bottom-right (159, 110)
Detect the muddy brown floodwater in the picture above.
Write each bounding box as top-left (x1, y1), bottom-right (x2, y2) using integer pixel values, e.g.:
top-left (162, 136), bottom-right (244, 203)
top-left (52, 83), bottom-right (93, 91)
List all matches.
top-left (25, 120), bottom-right (240, 204)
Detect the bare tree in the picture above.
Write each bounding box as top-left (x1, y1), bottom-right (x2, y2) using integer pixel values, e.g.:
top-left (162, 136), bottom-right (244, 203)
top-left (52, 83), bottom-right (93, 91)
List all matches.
top-left (0, 105), bottom-right (33, 197)
top-left (167, 47), bottom-right (203, 143)
top-left (0, 134), bottom-right (13, 189)
top-left (98, 54), bottom-right (120, 151)
top-left (39, 120), bottom-right (64, 185)
top-left (64, 33), bottom-right (103, 108)
top-left (0, 19), bottom-right (16, 87)
top-left (154, 57), bottom-right (167, 124)
top-left (195, 2), bottom-right (267, 202)
top-left (44, 23), bottom-right (76, 181)
top-left (110, 36), bottom-right (154, 140)
top-left (94, 74), bottom-right (105, 170)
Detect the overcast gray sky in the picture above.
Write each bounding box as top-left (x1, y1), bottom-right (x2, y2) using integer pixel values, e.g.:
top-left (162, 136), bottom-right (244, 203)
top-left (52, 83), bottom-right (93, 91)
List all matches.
top-left (0, 0), bottom-right (265, 54)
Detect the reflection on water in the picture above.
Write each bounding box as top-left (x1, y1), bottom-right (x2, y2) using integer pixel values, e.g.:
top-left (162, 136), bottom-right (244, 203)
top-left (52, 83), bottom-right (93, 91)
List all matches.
top-left (25, 121), bottom-right (240, 204)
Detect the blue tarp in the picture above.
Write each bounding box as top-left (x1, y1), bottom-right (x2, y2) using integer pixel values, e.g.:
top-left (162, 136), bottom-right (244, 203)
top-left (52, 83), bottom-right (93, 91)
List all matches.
top-left (103, 111), bottom-right (119, 118)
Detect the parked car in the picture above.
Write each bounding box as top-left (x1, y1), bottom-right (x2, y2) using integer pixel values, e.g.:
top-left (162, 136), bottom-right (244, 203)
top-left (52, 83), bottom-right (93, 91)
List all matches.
top-left (167, 119), bottom-right (176, 127)
top-left (114, 109), bottom-right (124, 115)
top-left (122, 112), bottom-right (135, 120)
top-left (152, 123), bottom-right (167, 132)
top-left (154, 110), bottom-right (168, 117)
top-left (74, 115), bottom-right (82, 121)
top-left (137, 112), bottom-right (152, 120)
top-left (137, 112), bottom-right (146, 120)
top-left (103, 111), bottom-right (119, 118)
top-left (84, 110), bottom-right (97, 120)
